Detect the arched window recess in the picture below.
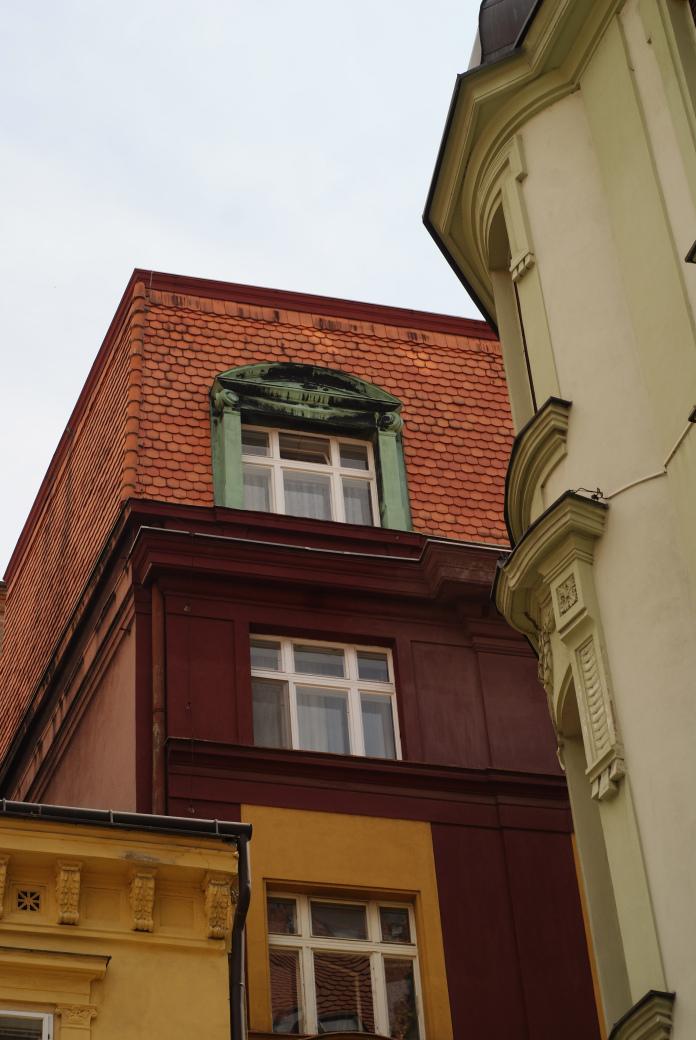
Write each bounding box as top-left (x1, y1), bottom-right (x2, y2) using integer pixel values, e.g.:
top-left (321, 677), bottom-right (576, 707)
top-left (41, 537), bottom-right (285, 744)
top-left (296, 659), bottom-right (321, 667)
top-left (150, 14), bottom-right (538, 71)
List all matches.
top-left (210, 362), bottom-right (412, 531)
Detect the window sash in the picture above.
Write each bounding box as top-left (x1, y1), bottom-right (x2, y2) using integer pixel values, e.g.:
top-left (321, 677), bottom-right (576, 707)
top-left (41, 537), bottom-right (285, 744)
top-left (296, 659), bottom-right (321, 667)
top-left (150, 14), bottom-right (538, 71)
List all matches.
top-left (0, 1012), bottom-right (52, 1040)
top-left (251, 638), bottom-right (401, 760)
top-left (268, 895), bottom-right (423, 1037)
top-left (241, 426), bottom-right (380, 527)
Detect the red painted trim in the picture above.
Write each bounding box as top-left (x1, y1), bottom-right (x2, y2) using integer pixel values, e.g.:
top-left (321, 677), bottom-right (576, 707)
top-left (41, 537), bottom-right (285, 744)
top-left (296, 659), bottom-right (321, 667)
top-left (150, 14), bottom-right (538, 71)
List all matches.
top-left (135, 268), bottom-right (499, 339)
top-left (166, 740), bottom-right (572, 832)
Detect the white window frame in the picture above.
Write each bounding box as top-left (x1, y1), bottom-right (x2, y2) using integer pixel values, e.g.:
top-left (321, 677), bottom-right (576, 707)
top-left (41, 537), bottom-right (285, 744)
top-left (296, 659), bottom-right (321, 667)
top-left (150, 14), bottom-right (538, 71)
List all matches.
top-left (251, 636), bottom-right (402, 760)
top-left (267, 893), bottom-right (424, 1038)
top-left (0, 1011), bottom-right (53, 1040)
top-left (241, 425), bottom-right (381, 527)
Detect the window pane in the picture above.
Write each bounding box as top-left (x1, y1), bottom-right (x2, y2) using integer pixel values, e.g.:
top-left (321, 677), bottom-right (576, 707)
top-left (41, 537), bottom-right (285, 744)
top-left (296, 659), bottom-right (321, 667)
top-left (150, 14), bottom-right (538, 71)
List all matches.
top-left (268, 897), bottom-right (298, 935)
top-left (294, 644), bottom-right (345, 678)
top-left (242, 428), bottom-right (270, 457)
top-left (0, 1017), bottom-right (44, 1040)
top-left (250, 639), bottom-right (281, 671)
top-left (384, 959), bottom-right (420, 1040)
top-left (279, 432), bottom-right (331, 464)
top-left (313, 952), bottom-right (375, 1034)
top-left (296, 687), bottom-right (349, 754)
top-left (270, 948), bottom-right (304, 1034)
top-left (380, 907), bottom-right (411, 944)
top-left (252, 678), bottom-right (290, 749)
top-left (311, 901), bottom-right (367, 940)
top-left (283, 471), bottom-right (332, 520)
top-left (243, 464), bottom-right (272, 512)
top-left (361, 694), bottom-right (396, 759)
top-left (339, 443), bottom-right (369, 470)
top-left (342, 478), bottom-right (373, 526)
top-left (357, 650), bottom-right (390, 683)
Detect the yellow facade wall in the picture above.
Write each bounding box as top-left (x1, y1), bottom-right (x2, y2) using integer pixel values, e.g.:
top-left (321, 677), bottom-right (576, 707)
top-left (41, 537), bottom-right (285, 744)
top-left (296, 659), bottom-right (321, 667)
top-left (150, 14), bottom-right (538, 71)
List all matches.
top-left (241, 804), bottom-right (452, 1039)
top-left (0, 818), bottom-right (237, 1040)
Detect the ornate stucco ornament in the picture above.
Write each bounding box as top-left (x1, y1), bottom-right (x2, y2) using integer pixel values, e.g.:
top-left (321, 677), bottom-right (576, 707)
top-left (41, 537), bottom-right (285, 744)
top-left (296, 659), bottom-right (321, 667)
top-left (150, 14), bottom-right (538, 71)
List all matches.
top-left (495, 491), bottom-right (625, 801)
top-left (130, 868), bottom-right (156, 932)
top-left (56, 1004), bottom-right (98, 1030)
top-left (203, 872), bottom-right (235, 939)
top-left (56, 860), bottom-right (82, 925)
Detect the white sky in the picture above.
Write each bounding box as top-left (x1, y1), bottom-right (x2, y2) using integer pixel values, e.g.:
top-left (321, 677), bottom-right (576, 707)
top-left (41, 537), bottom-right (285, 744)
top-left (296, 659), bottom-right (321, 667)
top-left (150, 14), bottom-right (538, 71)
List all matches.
top-left (0, 1), bottom-right (482, 574)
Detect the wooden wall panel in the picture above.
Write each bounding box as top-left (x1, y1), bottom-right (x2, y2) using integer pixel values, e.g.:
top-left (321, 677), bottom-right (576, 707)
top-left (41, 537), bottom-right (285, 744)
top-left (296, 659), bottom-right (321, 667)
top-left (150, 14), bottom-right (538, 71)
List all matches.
top-left (503, 828), bottom-right (600, 1039)
top-left (412, 643), bottom-right (489, 768)
top-left (432, 822), bottom-right (529, 1039)
top-left (166, 612), bottom-right (237, 743)
top-left (477, 650), bottom-right (560, 775)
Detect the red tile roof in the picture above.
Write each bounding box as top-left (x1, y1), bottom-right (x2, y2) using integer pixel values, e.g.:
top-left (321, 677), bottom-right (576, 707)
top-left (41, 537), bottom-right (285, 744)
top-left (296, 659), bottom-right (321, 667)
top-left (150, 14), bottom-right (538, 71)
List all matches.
top-left (0, 270), bottom-right (512, 756)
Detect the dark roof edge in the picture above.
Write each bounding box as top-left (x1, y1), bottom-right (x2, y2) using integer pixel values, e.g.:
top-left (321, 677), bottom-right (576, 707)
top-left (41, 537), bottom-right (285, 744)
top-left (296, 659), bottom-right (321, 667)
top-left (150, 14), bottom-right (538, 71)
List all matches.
top-left (135, 268), bottom-right (498, 340)
top-left (0, 798), bottom-right (251, 843)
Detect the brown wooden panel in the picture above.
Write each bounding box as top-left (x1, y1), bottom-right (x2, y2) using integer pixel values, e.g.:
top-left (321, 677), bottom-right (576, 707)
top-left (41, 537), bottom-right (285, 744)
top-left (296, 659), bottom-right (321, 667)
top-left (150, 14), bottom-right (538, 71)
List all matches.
top-left (412, 642), bottom-right (489, 768)
top-left (432, 822), bottom-right (529, 1039)
top-left (165, 612), bottom-right (237, 743)
top-left (477, 650), bottom-right (560, 774)
top-left (503, 828), bottom-right (601, 1039)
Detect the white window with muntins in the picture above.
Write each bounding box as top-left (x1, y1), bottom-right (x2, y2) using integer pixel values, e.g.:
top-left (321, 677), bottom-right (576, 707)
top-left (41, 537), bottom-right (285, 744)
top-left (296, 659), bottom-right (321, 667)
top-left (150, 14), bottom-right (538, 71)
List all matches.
top-left (0, 1012), bottom-right (52, 1040)
top-left (251, 637), bottom-right (400, 760)
top-left (242, 426), bottom-right (380, 526)
top-left (267, 894), bottom-right (423, 1037)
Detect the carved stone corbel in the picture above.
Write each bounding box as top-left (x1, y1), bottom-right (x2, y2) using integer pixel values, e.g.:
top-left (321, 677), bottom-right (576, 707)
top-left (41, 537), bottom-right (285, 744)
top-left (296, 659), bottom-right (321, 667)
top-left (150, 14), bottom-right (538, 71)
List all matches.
top-left (203, 873), bottom-right (234, 939)
top-left (130, 869), bottom-right (156, 932)
top-left (56, 861), bottom-right (82, 925)
top-left (0, 856), bottom-right (8, 918)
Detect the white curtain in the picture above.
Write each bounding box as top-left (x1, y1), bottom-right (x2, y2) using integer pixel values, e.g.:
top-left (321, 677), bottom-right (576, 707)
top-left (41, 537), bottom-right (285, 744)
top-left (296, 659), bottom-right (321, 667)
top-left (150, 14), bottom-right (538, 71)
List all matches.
top-left (297, 687), bottom-right (349, 753)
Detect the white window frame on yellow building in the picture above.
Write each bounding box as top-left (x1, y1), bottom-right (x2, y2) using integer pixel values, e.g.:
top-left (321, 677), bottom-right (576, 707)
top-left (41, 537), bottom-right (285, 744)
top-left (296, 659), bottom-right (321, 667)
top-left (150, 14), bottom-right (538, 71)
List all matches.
top-left (267, 891), bottom-right (425, 1038)
top-left (0, 1009), bottom-right (52, 1039)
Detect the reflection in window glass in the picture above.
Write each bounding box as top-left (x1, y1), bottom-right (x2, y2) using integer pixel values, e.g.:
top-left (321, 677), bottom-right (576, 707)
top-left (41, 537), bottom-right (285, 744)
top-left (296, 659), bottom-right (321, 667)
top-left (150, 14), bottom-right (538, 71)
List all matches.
top-left (270, 949), bottom-right (304, 1034)
top-left (342, 478), bottom-right (373, 525)
top-left (297, 688), bottom-right (349, 754)
top-left (243, 465), bottom-right (272, 512)
top-left (279, 433), bottom-right (331, 465)
top-left (283, 471), bottom-right (332, 520)
top-left (313, 952), bottom-right (375, 1034)
top-left (294, 645), bottom-right (345, 678)
top-left (252, 678), bottom-right (291, 749)
top-left (250, 639), bottom-right (281, 671)
top-left (311, 901), bottom-right (367, 940)
top-left (268, 897), bottom-right (298, 935)
top-left (242, 429), bottom-right (270, 457)
top-left (339, 443), bottom-right (369, 470)
top-left (361, 694), bottom-right (396, 759)
top-left (385, 959), bottom-right (420, 1039)
top-left (357, 651), bottom-right (390, 683)
top-left (0, 1016), bottom-right (45, 1040)
top-left (380, 906), bottom-right (411, 944)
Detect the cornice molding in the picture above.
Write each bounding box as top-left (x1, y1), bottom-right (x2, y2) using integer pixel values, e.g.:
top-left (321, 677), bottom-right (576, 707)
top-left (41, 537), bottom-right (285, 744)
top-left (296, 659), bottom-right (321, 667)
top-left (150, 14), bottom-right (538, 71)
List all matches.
top-left (608, 990), bottom-right (675, 1040)
top-left (505, 397), bottom-right (572, 544)
top-left (495, 491), bottom-right (607, 637)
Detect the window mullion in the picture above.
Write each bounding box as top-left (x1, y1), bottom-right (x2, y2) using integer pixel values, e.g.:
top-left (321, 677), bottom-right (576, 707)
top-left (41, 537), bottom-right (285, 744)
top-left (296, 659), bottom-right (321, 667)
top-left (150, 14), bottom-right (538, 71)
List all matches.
top-left (289, 680), bottom-right (300, 750)
top-left (302, 944), bottom-right (317, 1035)
top-left (350, 686), bottom-right (364, 756)
top-left (372, 951), bottom-right (390, 1036)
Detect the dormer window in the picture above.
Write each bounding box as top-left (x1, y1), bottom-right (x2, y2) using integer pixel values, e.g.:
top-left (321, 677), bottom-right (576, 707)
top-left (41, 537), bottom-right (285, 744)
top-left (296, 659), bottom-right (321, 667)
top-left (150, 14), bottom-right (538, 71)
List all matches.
top-left (242, 426), bottom-right (379, 525)
top-left (210, 363), bottom-right (412, 531)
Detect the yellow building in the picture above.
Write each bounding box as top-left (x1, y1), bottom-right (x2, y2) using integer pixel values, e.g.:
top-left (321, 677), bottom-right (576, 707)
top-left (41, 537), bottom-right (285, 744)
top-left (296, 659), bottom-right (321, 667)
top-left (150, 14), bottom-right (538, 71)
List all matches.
top-left (0, 801), bottom-right (249, 1039)
top-left (426, 2), bottom-right (696, 1038)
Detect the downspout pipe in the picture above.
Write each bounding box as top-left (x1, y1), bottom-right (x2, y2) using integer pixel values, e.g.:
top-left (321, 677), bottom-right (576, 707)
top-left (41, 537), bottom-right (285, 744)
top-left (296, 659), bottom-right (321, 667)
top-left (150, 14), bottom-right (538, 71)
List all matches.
top-left (229, 832), bottom-right (251, 1040)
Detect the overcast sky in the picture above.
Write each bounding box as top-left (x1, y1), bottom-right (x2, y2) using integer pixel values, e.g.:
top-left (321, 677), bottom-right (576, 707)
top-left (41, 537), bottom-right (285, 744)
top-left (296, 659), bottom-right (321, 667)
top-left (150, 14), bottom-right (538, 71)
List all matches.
top-left (1, 1), bottom-right (482, 574)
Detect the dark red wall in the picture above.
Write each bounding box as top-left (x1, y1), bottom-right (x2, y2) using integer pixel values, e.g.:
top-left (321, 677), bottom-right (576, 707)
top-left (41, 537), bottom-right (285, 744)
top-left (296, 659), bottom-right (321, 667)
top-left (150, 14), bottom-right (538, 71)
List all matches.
top-left (432, 823), bottom-right (600, 1040)
top-left (160, 581), bottom-right (558, 776)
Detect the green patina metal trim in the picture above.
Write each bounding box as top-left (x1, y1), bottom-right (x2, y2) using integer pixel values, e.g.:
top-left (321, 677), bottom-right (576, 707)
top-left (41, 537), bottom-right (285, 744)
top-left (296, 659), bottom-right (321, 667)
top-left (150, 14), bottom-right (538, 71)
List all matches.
top-left (209, 363), bottom-right (412, 530)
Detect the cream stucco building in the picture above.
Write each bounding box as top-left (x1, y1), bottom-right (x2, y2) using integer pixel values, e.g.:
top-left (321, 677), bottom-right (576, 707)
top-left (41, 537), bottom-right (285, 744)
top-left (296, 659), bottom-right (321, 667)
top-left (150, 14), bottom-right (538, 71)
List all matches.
top-left (427, 2), bottom-right (696, 1038)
